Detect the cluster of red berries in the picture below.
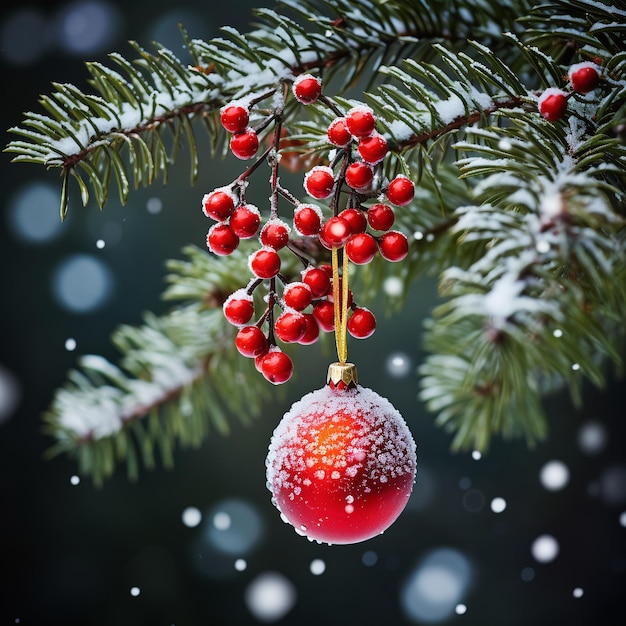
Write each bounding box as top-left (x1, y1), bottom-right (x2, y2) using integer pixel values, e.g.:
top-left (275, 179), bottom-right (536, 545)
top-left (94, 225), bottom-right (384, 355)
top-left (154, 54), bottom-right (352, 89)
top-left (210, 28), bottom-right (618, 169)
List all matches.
top-left (538, 61), bottom-right (602, 122)
top-left (202, 73), bottom-right (415, 384)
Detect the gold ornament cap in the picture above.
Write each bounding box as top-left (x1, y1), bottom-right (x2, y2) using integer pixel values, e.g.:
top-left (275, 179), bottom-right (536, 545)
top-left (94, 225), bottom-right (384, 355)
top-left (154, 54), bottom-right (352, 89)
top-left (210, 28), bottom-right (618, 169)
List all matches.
top-left (326, 362), bottom-right (358, 389)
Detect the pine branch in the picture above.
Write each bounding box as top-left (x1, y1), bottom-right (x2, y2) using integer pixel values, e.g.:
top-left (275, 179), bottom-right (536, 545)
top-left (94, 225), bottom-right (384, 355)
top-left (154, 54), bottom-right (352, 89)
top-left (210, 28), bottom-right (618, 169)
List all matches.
top-left (43, 246), bottom-right (280, 485)
top-left (6, 0), bottom-right (626, 480)
top-left (5, 0), bottom-right (527, 219)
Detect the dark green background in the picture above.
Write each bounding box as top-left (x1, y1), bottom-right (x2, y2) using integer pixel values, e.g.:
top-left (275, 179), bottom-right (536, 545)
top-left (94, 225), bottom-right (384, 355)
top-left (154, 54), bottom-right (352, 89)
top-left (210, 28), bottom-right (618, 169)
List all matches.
top-left (0, 1), bottom-right (624, 625)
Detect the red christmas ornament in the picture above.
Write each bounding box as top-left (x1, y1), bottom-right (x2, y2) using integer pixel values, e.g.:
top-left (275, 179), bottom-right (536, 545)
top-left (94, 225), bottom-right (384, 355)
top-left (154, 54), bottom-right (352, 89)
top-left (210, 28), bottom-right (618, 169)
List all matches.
top-left (266, 363), bottom-right (417, 544)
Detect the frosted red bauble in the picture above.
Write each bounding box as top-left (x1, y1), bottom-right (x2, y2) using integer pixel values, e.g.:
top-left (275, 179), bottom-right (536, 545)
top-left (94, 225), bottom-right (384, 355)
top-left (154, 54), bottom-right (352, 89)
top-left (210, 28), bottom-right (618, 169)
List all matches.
top-left (266, 382), bottom-right (417, 544)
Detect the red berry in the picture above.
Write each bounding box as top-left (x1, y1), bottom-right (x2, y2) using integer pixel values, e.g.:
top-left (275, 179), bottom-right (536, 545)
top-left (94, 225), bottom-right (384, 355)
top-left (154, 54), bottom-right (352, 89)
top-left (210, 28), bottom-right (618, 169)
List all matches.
top-left (345, 233), bottom-right (378, 265)
top-left (235, 325), bottom-right (268, 358)
top-left (220, 102), bottom-right (249, 133)
top-left (367, 203), bottom-right (395, 231)
top-left (568, 62), bottom-right (601, 94)
top-left (230, 204), bottom-right (261, 239)
top-left (298, 313), bottom-right (320, 345)
top-left (302, 266), bottom-right (331, 298)
top-left (339, 208), bottom-right (367, 234)
top-left (249, 247), bottom-right (281, 278)
top-left (320, 216), bottom-right (352, 249)
top-left (293, 204), bottom-right (322, 236)
top-left (230, 128), bottom-right (259, 159)
top-left (358, 133), bottom-right (388, 165)
top-left (345, 105), bottom-right (376, 138)
top-left (293, 74), bottom-right (322, 104)
top-left (312, 300), bottom-right (335, 332)
top-left (304, 166), bottom-right (335, 199)
top-left (266, 383), bottom-right (417, 544)
top-left (283, 282), bottom-right (312, 311)
top-left (202, 188), bottom-right (236, 221)
top-left (260, 219), bottom-right (290, 249)
top-left (538, 88), bottom-right (568, 122)
top-left (345, 161), bottom-right (374, 190)
top-left (387, 176), bottom-right (415, 206)
top-left (347, 307), bottom-right (376, 338)
top-left (223, 290), bottom-right (255, 326)
top-left (378, 230), bottom-right (409, 262)
top-left (207, 223), bottom-right (239, 256)
top-left (258, 348), bottom-right (293, 384)
top-left (275, 311), bottom-right (307, 343)
top-left (327, 117), bottom-right (353, 147)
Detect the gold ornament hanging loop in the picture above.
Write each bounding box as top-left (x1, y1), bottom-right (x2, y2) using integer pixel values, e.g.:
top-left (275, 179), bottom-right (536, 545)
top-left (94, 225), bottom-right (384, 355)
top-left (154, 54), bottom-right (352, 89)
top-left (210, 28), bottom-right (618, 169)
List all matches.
top-left (331, 246), bottom-right (350, 364)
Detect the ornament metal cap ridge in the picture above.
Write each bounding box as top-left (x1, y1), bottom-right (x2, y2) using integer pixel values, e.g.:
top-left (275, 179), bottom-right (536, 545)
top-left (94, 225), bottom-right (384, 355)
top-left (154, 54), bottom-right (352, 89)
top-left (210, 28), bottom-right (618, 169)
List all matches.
top-left (326, 362), bottom-right (358, 388)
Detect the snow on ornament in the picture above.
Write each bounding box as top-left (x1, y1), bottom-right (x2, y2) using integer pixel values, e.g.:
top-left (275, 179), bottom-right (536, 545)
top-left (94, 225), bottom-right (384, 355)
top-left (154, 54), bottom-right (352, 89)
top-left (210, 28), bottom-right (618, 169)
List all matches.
top-left (266, 362), bottom-right (417, 544)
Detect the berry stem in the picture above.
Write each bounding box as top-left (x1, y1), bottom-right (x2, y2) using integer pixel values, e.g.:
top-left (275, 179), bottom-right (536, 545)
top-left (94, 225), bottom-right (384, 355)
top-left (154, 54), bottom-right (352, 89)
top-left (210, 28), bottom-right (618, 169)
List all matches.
top-left (317, 94), bottom-right (345, 118)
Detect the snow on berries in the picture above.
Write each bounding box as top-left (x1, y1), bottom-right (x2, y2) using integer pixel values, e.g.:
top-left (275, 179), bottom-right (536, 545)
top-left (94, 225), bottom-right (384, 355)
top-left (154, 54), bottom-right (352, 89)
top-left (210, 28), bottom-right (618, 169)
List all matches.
top-left (266, 381), bottom-right (417, 544)
top-left (200, 71), bottom-right (416, 384)
top-left (538, 60), bottom-right (602, 123)
top-left (292, 73), bottom-right (322, 104)
top-left (538, 87), bottom-right (569, 122)
top-left (568, 61), bottom-right (601, 94)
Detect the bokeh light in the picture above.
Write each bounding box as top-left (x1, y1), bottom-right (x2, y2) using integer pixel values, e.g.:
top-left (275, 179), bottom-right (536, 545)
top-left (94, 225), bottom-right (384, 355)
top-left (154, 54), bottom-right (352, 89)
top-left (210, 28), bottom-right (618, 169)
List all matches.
top-left (204, 498), bottom-right (264, 555)
top-left (52, 0), bottom-right (121, 54)
top-left (385, 352), bottom-right (412, 378)
top-left (400, 548), bottom-right (474, 623)
top-left (531, 534), bottom-right (559, 563)
top-left (0, 364), bottom-right (21, 424)
top-left (7, 182), bottom-right (65, 244)
top-left (539, 460), bottom-right (570, 491)
top-left (599, 465), bottom-right (626, 506)
top-left (51, 254), bottom-right (114, 313)
top-left (0, 9), bottom-right (48, 65)
top-left (309, 559), bottom-right (325, 575)
top-left (181, 506), bottom-right (202, 528)
top-left (244, 571), bottom-right (296, 623)
top-left (362, 550), bottom-right (378, 566)
top-left (577, 420), bottom-right (608, 456)
top-left (490, 497), bottom-right (507, 514)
